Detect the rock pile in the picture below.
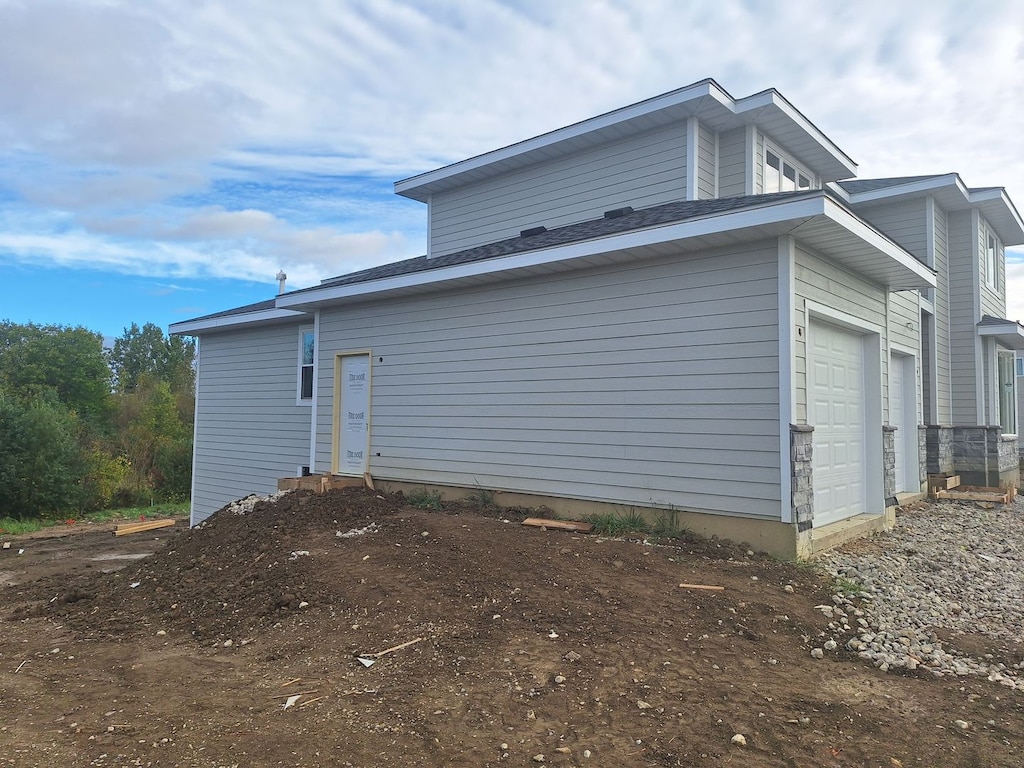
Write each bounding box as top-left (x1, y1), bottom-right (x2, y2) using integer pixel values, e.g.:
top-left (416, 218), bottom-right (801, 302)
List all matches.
top-left (817, 500), bottom-right (1024, 689)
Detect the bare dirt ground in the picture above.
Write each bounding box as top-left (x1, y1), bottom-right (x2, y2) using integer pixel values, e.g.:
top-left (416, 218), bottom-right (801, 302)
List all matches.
top-left (1, 488), bottom-right (1022, 767)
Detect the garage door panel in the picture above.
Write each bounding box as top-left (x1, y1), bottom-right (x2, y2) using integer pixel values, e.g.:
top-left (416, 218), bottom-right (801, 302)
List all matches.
top-left (809, 320), bottom-right (868, 526)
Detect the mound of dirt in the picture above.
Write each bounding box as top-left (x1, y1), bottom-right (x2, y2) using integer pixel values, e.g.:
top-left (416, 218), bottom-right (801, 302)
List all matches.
top-left (2, 488), bottom-right (1023, 767)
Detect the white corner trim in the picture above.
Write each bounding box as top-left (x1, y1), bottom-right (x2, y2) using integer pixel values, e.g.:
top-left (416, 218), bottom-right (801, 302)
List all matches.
top-left (309, 309), bottom-right (320, 471)
top-left (686, 116), bottom-right (698, 200)
top-left (777, 235), bottom-right (796, 524)
top-left (188, 338), bottom-right (201, 528)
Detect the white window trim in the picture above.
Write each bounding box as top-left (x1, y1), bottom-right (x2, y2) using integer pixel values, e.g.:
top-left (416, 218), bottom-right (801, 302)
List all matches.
top-left (762, 139), bottom-right (817, 194)
top-left (296, 325), bottom-right (314, 405)
top-left (996, 348), bottom-right (1017, 436)
top-left (985, 226), bottom-right (999, 290)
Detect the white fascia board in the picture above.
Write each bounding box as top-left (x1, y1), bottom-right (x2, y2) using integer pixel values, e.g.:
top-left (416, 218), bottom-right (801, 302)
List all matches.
top-left (734, 90), bottom-right (857, 176)
top-left (395, 81), bottom-right (720, 200)
top-left (169, 308), bottom-right (309, 336)
top-left (846, 173), bottom-right (966, 205)
top-left (822, 198), bottom-right (937, 288)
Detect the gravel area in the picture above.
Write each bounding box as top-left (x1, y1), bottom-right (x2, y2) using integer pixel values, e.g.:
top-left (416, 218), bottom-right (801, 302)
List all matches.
top-left (816, 498), bottom-right (1024, 690)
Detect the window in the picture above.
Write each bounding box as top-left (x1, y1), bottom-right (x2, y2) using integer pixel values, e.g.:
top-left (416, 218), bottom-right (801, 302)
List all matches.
top-left (298, 327), bottom-right (314, 402)
top-left (985, 231), bottom-right (999, 289)
top-left (1017, 355), bottom-right (1024, 378)
top-left (764, 146), bottom-right (813, 193)
top-left (998, 351), bottom-right (1016, 435)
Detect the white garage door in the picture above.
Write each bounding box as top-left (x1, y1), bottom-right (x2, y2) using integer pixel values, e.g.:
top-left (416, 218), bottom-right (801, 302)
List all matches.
top-left (809, 320), bottom-right (867, 526)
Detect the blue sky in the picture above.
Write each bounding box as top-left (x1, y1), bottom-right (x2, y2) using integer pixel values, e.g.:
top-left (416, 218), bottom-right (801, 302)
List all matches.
top-left (1, 0), bottom-right (1024, 340)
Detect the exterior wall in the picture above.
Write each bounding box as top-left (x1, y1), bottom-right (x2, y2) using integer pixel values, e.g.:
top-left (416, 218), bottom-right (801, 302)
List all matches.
top-left (696, 122), bottom-right (717, 199)
top-left (888, 291), bottom-right (923, 424)
top-left (932, 203), bottom-right (952, 424)
top-left (948, 209), bottom-right (979, 424)
top-left (855, 199), bottom-right (928, 261)
top-left (979, 216), bottom-right (1006, 318)
top-left (717, 127), bottom-right (746, 197)
top-left (314, 242), bottom-right (783, 520)
top-left (790, 424), bottom-right (814, 532)
top-left (792, 245), bottom-right (889, 423)
top-left (190, 323), bottom-right (312, 523)
top-left (428, 123), bottom-right (687, 258)
top-left (925, 425), bottom-right (954, 475)
top-left (883, 425), bottom-right (897, 503)
top-left (951, 426), bottom-right (1019, 487)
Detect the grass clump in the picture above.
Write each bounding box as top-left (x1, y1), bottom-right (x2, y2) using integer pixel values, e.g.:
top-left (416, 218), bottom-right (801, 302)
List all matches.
top-left (586, 510), bottom-right (651, 537)
top-left (407, 488), bottom-right (444, 510)
top-left (466, 487), bottom-right (496, 507)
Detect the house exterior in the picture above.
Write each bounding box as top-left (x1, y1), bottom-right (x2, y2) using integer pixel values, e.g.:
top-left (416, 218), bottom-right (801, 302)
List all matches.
top-left (170, 79), bottom-right (1024, 558)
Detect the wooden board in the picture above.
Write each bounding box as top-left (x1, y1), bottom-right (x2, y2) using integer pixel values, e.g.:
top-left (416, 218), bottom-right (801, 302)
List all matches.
top-left (114, 519), bottom-right (177, 536)
top-left (934, 486), bottom-right (1012, 504)
top-left (927, 474), bottom-right (961, 493)
top-left (521, 517), bottom-right (594, 533)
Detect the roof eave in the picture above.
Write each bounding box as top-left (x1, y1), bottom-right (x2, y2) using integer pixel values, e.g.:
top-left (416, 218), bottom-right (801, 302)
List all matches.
top-left (395, 82), bottom-right (856, 201)
top-left (169, 308), bottom-right (310, 336)
top-left (978, 320), bottom-right (1024, 350)
top-left (277, 195), bottom-right (933, 312)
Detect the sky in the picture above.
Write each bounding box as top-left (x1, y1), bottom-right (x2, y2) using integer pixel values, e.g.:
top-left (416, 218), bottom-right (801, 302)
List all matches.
top-left (1, 0), bottom-right (1024, 340)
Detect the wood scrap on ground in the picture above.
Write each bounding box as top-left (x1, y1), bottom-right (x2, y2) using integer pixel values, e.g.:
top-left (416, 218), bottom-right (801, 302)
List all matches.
top-left (678, 583), bottom-right (726, 591)
top-left (113, 519), bottom-right (176, 537)
top-left (521, 517), bottom-right (594, 533)
top-left (934, 486), bottom-right (1015, 504)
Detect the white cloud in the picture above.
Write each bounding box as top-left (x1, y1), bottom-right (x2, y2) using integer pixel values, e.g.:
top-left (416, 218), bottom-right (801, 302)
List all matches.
top-left (2, 0), bottom-right (1024, 303)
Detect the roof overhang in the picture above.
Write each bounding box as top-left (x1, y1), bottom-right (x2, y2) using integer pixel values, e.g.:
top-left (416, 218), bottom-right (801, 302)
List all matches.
top-left (169, 308), bottom-right (310, 336)
top-left (395, 80), bottom-right (856, 202)
top-left (276, 194), bottom-right (934, 312)
top-left (844, 174), bottom-right (1024, 246)
top-left (978, 318), bottom-right (1024, 350)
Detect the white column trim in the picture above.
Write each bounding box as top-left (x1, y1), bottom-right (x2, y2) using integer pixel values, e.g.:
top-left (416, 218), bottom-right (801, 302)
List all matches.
top-left (778, 235), bottom-right (796, 524)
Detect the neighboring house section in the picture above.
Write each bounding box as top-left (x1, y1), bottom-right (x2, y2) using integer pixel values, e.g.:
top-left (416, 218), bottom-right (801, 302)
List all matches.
top-left (172, 79), bottom-right (1023, 557)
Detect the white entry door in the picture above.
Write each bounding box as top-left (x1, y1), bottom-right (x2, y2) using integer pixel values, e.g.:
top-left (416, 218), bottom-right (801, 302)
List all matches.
top-left (809, 320), bottom-right (867, 526)
top-left (337, 353), bottom-right (370, 476)
top-left (889, 353), bottom-right (918, 494)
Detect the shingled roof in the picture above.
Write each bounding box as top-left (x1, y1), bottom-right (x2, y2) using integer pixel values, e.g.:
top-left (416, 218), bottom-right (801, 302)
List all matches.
top-left (306, 190), bottom-right (821, 292)
top-left (178, 189), bottom-right (828, 325)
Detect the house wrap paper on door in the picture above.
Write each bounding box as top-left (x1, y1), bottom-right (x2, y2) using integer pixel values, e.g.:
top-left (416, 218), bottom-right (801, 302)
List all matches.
top-left (340, 356), bottom-right (370, 474)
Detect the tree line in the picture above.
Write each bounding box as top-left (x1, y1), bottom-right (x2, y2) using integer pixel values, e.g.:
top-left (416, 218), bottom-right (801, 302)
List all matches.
top-left (0, 320), bottom-right (195, 519)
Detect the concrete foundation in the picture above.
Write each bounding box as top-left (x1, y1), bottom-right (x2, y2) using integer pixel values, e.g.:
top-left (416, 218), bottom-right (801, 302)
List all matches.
top-left (376, 478), bottom-right (809, 560)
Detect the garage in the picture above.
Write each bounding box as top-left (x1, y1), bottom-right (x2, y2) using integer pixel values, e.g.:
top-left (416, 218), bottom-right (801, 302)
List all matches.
top-left (808, 319), bottom-right (868, 526)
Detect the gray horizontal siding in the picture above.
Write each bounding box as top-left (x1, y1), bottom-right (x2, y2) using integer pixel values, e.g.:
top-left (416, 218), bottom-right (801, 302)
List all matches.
top-left (315, 242), bottom-right (783, 519)
top-left (191, 323), bottom-right (311, 523)
top-left (855, 198), bottom-right (928, 262)
top-left (980, 216), bottom-right (1006, 318)
top-left (717, 127), bottom-right (746, 198)
top-left (889, 290), bottom-right (922, 423)
top-left (697, 123), bottom-right (716, 199)
top-left (948, 210), bottom-right (979, 424)
top-left (933, 203), bottom-right (952, 423)
top-left (429, 123), bottom-right (687, 258)
top-left (793, 244), bottom-right (888, 423)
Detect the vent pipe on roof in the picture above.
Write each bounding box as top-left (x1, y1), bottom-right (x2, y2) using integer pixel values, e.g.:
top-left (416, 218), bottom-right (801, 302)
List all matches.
top-left (520, 226), bottom-right (547, 238)
top-left (276, 271), bottom-right (287, 294)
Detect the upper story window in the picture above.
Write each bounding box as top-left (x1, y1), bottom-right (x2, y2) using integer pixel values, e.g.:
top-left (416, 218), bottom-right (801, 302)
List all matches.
top-left (985, 229), bottom-right (999, 289)
top-left (298, 327), bottom-right (314, 402)
top-left (764, 143), bottom-right (814, 194)
top-left (1016, 355), bottom-right (1024, 378)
